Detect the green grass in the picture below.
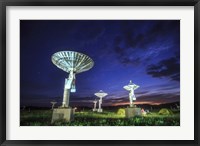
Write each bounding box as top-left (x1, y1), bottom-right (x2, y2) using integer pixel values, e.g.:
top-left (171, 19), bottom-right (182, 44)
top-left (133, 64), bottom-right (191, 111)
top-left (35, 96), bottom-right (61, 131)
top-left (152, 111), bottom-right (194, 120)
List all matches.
top-left (20, 110), bottom-right (52, 126)
top-left (75, 111), bottom-right (125, 118)
top-left (20, 109), bottom-right (180, 126)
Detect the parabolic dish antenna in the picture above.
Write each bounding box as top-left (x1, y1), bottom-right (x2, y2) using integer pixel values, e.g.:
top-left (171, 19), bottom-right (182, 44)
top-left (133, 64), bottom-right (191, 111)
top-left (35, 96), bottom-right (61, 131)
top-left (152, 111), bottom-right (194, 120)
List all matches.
top-left (52, 51), bottom-right (94, 74)
top-left (123, 80), bottom-right (139, 107)
top-left (52, 51), bottom-right (94, 108)
top-left (123, 80), bottom-right (139, 91)
top-left (94, 90), bottom-right (108, 112)
top-left (93, 100), bottom-right (98, 112)
top-left (94, 90), bottom-right (108, 98)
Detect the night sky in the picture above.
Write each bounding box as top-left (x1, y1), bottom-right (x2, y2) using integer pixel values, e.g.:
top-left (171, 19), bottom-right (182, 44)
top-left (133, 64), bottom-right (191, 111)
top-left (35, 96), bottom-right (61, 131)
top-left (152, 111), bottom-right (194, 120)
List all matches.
top-left (20, 20), bottom-right (180, 108)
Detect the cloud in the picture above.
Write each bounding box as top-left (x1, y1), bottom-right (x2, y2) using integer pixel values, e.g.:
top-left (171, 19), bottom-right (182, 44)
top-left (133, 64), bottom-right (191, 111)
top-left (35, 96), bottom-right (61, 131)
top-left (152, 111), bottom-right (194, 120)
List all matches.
top-left (146, 56), bottom-right (180, 81)
top-left (63, 21), bottom-right (106, 47)
top-left (112, 20), bottom-right (180, 66)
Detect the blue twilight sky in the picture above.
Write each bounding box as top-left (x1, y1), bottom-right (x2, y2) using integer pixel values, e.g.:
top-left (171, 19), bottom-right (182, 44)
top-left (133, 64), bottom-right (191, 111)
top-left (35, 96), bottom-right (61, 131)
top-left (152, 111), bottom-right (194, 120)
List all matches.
top-left (20, 20), bottom-right (180, 107)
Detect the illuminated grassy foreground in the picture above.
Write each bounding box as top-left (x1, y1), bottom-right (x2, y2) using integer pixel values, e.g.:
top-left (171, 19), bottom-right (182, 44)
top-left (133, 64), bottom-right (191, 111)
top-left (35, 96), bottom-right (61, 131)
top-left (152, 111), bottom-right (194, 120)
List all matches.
top-left (20, 109), bottom-right (180, 126)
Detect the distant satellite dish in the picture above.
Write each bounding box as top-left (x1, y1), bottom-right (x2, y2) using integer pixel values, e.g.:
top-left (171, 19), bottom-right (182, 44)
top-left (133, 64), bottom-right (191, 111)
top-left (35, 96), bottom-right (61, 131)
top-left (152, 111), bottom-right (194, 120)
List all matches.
top-left (124, 80), bottom-right (140, 107)
top-left (123, 80), bottom-right (139, 91)
top-left (94, 90), bottom-right (108, 98)
top-left (52, 51), bottom-right (94, 74)
top-left (51, 101), bottom-right (57, 104)
top-left (50, 101), bottom-right (57, 110)
top-left (93, 100), bottom-right (98, 103)
top-left (93, 100), bottom-right (98, 112)
top-left (94, 90), bottom-right (108, 112)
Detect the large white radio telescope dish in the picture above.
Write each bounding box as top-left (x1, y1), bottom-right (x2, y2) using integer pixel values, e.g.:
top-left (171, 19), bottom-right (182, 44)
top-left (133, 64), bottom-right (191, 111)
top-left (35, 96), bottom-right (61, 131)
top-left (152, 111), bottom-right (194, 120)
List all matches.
top-left (52, 51), bottom-right (94, 108)
top-left (52, 51), bottom-right (94, 74)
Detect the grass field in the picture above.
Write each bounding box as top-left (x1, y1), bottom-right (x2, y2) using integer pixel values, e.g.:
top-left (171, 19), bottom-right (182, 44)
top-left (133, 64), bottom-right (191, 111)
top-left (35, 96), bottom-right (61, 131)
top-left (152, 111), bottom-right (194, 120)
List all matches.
top-left (20, 108), bottom-right (180, 126)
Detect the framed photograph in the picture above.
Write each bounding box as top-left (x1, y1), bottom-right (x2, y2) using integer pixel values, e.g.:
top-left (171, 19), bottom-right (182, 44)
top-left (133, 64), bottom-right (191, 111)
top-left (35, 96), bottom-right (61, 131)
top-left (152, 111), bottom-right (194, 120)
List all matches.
top-left (0, 0), bottom-right (199, 145)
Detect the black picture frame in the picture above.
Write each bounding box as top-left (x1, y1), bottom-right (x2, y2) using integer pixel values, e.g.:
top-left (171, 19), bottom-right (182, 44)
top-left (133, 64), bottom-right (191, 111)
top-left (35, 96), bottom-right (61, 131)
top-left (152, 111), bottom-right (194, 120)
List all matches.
top-left (0, 0), bottom-right (199, 146)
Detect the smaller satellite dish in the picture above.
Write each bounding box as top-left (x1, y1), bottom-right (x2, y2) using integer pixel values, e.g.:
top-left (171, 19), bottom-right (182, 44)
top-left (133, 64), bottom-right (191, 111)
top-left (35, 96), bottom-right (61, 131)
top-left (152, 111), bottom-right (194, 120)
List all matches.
top-left (51, 101), bottom-right (57, 105)
top-left (50, 101), bottom-right (57, 110)
top-left (94, 90), bottom-right (108, 113)
top-left (124, 80), bottom-right (140, 107)
top-left (123, 80), bottom-right (139, 91)
top-left (94, 90), bottom-right (108, 98)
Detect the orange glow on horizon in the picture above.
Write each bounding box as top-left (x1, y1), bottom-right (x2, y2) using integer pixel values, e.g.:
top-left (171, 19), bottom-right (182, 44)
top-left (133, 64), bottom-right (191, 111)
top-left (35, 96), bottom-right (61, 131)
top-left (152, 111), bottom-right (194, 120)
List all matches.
top-left (112, 101), bottom-right (163, 106)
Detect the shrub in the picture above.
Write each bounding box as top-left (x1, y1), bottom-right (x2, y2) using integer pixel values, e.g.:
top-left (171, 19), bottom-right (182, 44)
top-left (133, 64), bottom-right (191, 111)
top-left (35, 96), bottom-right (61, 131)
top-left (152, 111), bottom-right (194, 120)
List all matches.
top-left (158, 108), bottom-right (173, 115)
top-left (117, 108), bottom-right (125, 116)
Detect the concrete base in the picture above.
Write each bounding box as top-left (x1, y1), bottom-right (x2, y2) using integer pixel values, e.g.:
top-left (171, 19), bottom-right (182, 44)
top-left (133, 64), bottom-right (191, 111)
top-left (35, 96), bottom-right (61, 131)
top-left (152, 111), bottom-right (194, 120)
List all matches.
top-left (93, 109), bottom-right (97, 111)
top-left (97, 109), bottom-right (103, 112)
top-left (51, 108), bottom-right (74, 123)
top-left (125, 107), bottom-right (141, 118)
